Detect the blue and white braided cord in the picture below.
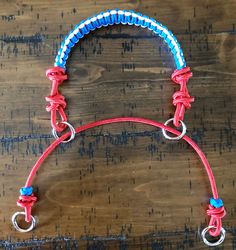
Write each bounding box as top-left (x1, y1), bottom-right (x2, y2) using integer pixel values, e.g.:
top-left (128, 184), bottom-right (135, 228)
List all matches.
top-left (55, 9), bottom-right (186, 70)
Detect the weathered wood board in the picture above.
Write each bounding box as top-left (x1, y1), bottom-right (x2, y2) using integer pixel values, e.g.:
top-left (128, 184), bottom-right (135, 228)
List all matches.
top-left (0, 0), bottom-right (236, 249)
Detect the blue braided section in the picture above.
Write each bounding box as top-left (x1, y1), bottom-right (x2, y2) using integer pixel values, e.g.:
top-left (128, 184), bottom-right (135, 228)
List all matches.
top-left (54, 10), bottom-right (186, 70)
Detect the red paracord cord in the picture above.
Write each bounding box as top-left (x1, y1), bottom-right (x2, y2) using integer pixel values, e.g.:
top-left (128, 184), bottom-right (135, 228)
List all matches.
top-left (17, 117), bottom-right (225, 236)
top-left (45, 66), bottom-right (194, 131)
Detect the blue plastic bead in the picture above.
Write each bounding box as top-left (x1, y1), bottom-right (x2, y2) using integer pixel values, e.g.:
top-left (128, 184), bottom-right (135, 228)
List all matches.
top-left (210, 198), bottom-right (224, 208)
top-left (20, 186), bottom-right (33, 196)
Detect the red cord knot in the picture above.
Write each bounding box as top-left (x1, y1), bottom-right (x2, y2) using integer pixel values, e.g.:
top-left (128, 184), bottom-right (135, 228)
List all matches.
top-left (45, 94), bottom-right (66, 112)
top-left (46, 66), bottom-right (67, 83)
top-left (207, 204), bottom-right (226, 237)
top-left (172, 91), bottom-right (194, 109)
top-left (46, 66), bottom-right (68, 132)
top-left (45, 93), bottom-right (68, 132)
top-left (17, 194), bottom-right (37, 223)
top-left (171, 67), bottom-right (194, 127)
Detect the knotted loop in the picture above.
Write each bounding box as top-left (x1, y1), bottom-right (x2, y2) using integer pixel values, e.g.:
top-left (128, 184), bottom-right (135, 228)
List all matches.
top-left (45, 94), bottom-right (67, 112)
top-left (207, 204), bottom-right (226, 237)
top-left (46, 66), bottom-right (67, 83)
top-left (17, 194), bottom-right (37, 223)
top-left (45, 94), bottom-right (68, 132)
top-left (171, 66), bottom-right (192, 84)
top-left (172, 91), bottom-right (194, 109)
top-left (171, 66), bottom-right (194, 127)
top-left (46, 66), bottom-right (68, 132)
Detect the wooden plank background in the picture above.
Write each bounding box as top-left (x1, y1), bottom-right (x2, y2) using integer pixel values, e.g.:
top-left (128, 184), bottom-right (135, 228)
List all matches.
top-left (0, 0), bottom-right (235, 249)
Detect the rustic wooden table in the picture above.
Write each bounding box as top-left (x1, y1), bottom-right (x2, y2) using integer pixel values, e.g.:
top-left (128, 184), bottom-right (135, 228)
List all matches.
top-left (0, 0), bottom-right (235, 249)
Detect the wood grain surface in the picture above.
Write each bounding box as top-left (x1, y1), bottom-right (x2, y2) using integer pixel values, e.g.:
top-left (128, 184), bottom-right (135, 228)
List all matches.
top-left (0, 0), bottom-right (235, 249)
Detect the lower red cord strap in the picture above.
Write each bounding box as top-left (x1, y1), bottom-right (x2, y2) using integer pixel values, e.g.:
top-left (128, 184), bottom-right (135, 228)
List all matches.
top-left (16, 117), bottom-right (225, 238)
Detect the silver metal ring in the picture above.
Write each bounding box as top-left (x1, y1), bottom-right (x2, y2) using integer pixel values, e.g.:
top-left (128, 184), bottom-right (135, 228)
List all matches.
top-left (11, 212), bottom-right (36, 233)
top-left (52, 121), bottom-right (76, 143)
top-left (162, 118), bottom-right (187, 140)
top-left (201, 226), bottom-right (226, 247)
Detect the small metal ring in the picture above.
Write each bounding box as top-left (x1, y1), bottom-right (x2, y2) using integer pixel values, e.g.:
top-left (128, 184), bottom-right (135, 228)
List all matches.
top-left (11, 212), bottom-right (36, 233)
top-left (162, 118), bottom-right (187, 140)
top-left (201, 226), bottom-right (226, 247)
top-left (52, 121), bottom-right (76, 143)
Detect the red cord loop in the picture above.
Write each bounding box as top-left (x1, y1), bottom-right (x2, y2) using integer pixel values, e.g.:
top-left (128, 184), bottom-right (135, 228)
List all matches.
top-left (46, 67), bottom-right (68, 132)
top-left (46, 66), bottom-right (67, 83)
top-left (17, 194), bottom-right (37, 223)
top-left (207, 205), bottom-right (226, 237)
top-left (171, 67), bottom-right (194, 127)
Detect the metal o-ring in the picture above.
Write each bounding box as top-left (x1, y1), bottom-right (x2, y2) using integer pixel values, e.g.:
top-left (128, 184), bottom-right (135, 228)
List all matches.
top-left (201, 226), bottom-right (226, 247)
top-left (11, 212), bottom-right (36, 233)
top-left (52, 121), bottom-right (76, 143)
top-left (162, 118), bottom-right (187, 140)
